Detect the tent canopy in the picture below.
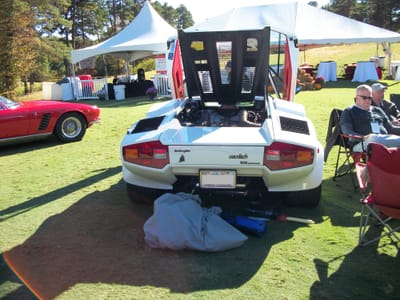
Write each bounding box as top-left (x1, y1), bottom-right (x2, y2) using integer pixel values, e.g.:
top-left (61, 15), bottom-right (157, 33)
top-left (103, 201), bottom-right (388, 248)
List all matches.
top-left (71, 1), bottom-right (177, 64)
top-left (185, 2), bottom-right (400, 45)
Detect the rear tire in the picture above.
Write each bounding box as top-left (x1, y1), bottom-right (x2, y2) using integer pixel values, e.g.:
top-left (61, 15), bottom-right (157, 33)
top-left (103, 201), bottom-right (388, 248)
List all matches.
top-left (55, 112), bottom-right (87, 142)
top-left (285, 185), bottom-right (322, 208)
top-left (126, 183), bottom-right (166, 205)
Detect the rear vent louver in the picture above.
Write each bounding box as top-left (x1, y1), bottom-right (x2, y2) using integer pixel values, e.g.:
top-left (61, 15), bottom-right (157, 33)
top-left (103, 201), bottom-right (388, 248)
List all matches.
top-left (131, 116), bottom-right (165, 133)
top-left (38, 113), bottom-right (51, 131)
top-left (279, 116), bottom-right (309, 135)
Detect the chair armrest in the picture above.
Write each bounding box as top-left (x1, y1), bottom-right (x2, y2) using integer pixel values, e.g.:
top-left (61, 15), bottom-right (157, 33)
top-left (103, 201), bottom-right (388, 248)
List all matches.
top-left (341, 133), bottom-right (364, 150)
top-left (341, 134), bottom-right (364, 141)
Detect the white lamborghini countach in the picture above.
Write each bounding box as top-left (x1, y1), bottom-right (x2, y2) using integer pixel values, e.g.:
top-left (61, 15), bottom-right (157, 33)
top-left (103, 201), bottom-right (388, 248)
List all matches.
top-left (120, 27), bottom-right (324, 207)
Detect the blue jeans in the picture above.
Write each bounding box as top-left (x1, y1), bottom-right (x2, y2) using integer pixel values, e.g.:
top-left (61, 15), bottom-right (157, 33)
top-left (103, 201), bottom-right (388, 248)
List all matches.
top-left (353, 134), bottom-right (400, 152)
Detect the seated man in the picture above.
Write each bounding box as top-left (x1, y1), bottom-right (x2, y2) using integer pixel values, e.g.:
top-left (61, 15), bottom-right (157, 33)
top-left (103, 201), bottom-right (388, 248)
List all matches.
top-left (371, 82), bottom-right (400, 122)
top-left (340, 84), bottom-right (400, 152)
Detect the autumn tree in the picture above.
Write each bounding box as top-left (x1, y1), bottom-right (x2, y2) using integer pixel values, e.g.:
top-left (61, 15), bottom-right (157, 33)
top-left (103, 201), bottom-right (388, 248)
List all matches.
top-left (0, 1), bottom-right (40, 94)
top-left (0, 1), bottom-right (17, 93)
top-left (0, 0), bottom-right (196, 94)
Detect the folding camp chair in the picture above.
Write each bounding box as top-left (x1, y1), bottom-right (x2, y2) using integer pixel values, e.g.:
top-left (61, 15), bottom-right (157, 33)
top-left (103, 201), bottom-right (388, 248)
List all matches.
top-left (324, 108), bottom-right (364, 189)
top-left (390, 93), bottom-right (400, 110)
top-left (355, 143), bottom-right (400, 247)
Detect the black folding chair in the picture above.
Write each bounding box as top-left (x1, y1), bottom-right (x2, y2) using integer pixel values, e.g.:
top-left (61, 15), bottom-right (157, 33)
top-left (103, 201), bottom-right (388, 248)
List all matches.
top-left (324, 109), bottom-right (363, 189)
top-left (390, 93), bottom-right (400, 110)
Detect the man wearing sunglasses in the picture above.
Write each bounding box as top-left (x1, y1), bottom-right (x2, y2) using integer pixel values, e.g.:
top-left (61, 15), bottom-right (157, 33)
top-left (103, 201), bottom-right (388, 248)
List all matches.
top-left (340, 84), bottom-right (400, 152)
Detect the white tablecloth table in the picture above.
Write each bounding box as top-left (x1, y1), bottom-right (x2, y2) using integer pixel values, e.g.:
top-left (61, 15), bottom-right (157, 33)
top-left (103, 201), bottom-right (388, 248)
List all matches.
top-left (390, 60), bottom-right (400, 80)
top-left (317, 61), bottom-right (337, 82)
top-left (352, 61), bottom-right (379, 82)
top-left (396, 67), bottom-right (400, 81)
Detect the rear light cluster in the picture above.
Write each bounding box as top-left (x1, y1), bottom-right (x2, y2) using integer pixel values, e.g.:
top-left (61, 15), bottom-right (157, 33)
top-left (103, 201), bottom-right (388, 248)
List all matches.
top-left (263, 142), bottom-right (314, 170)
top-left (123, 141), bottom-right (169, 169)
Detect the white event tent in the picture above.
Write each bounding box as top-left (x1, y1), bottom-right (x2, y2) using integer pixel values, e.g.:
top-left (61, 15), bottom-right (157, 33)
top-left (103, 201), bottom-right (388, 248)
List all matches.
top-left (185, 1), bottom-right (400, 68)
top-left (70, 1), bottom-right (177, 65)
top-left (185, 2), bottom-right (400, 45)
top-left (184, 1), bottom-right (400, 100)
top-left (72, 1), bottom-right (400, 67)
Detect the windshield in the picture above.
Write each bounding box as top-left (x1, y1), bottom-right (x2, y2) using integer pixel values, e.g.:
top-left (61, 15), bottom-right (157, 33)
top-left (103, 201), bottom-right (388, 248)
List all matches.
top-left (0, 96), bottom-right (20, 109)
top-left (268, 30), bottom-right (287, 98)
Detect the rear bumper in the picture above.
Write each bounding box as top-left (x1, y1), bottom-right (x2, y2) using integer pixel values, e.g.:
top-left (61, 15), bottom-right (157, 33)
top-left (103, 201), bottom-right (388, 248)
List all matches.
top-left (122, 149), bottom-right (323, 192)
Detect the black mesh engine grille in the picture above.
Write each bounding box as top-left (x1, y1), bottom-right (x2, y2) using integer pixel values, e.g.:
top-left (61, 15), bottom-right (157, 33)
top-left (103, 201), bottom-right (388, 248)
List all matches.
top-left (279, 116), bottom-right (309, 135)
top-left (38, 113), bottom-right (51, 131)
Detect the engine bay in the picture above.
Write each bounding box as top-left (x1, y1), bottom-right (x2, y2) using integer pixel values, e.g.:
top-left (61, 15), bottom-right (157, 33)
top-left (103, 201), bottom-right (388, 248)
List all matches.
top-left (177, 99), bottom-right (267, 127)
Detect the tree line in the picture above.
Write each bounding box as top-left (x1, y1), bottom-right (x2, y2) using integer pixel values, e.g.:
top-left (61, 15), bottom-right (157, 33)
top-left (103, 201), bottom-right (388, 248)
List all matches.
top-left (322, 0), bottom-right (399, 32)
top-left (0, 0), bottom-right (398, 95)
top-left (0, 0), bottom-right (193, 95)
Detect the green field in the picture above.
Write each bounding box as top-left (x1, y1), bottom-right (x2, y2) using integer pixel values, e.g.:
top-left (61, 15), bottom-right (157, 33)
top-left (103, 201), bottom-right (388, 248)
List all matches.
top-left (1, 42), bottom-right (400, 299)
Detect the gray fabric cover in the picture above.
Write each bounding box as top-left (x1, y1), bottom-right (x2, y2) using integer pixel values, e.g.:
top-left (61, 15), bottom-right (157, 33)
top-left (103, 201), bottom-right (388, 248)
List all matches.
top-left (143, 193), bottom-right (247, 251)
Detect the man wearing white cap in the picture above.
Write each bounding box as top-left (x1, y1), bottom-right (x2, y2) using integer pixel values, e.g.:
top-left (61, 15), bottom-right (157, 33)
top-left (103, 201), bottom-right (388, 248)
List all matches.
top-left (371, 82), bottom-right (400, 122)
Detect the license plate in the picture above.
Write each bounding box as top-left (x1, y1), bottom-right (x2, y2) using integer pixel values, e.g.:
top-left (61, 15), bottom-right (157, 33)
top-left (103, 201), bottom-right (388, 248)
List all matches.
top-left (199, 170), bottom-right (236, 189)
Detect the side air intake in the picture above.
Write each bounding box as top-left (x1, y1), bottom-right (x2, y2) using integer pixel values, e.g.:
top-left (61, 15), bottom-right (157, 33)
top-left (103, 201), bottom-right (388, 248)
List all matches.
top-left (38, 113), bottom-right (51, 131)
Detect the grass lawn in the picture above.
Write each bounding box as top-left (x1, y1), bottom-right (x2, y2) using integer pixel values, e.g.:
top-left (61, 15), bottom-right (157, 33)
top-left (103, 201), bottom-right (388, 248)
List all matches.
top-left (1, 44), bottom-right (400, 299)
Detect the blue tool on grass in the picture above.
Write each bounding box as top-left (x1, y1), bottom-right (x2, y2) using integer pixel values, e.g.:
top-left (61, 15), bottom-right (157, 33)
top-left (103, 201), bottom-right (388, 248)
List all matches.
top-left (221, 214), bottom-right (267, 237)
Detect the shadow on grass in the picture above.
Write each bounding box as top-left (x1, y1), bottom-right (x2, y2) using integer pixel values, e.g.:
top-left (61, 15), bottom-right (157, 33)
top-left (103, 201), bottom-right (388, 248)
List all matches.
top-left (310, 242), bottom-right (400, 299)
top-left (0, 136), bottom-right (62, 156)
top-left (320, 176), bottom-right (361, 227)
top-left (3, 180), bottom-right (301, 299)
top-left (310, 175), bottom-right (400, 299)
top-left (0, 167), bottom-right (121, 221)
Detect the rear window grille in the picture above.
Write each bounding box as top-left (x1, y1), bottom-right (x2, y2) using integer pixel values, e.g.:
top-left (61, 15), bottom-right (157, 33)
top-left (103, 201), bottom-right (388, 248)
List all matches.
top-left (279, 116), bottom-right (309, 135)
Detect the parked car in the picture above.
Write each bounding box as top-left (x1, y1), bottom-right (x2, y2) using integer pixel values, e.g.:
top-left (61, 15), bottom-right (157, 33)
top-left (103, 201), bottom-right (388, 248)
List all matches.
top-left (120, 27), bottom-right (324, 207)
top-left (0, 96), bottom-right (100, 146)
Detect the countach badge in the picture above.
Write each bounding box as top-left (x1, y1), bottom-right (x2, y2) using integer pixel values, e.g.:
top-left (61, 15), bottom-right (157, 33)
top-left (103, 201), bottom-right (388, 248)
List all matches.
top-left (229, 153), bottom-right (248, 159)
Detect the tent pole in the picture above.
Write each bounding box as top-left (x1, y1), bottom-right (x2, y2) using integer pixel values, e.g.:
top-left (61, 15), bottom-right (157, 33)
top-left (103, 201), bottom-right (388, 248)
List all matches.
top-left (387, 43), bottom-right (392, 77)
top-left (125, 54), bottom-right (130, 80)
top-left (102, 55), bottom-right (108, 78)
top-left (71, 63), bottom-right (77, 101)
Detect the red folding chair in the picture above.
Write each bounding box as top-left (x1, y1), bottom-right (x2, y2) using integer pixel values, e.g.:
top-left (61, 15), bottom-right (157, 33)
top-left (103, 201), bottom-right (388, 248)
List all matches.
top-left (355, 143), bottom-right (400, 247)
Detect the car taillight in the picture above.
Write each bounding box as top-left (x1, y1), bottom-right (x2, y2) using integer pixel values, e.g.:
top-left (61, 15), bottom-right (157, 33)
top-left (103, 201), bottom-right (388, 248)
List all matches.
top-left (263, 142), bottom-right (314, 170)
top-left (123, 141), bottom-right (169, 169)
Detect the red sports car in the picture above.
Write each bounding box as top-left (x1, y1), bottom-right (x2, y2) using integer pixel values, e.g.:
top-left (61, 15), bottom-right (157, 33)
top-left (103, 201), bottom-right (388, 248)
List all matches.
top-left (0, 96), bottom-right (100, 145)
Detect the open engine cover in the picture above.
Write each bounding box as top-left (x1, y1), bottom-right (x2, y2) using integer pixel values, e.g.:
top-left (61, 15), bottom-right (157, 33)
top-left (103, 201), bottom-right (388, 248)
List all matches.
top-left (178, 27), bottom-right (270, 106)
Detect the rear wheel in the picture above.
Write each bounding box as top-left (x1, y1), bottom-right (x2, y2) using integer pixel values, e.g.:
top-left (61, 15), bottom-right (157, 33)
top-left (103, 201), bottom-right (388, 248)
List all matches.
top-left (126, 183), bottom-right (166, 205)
top-left (285, 185), bottom-right (322, 208)
top-left (55, 113), bottom-right (87, 142)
